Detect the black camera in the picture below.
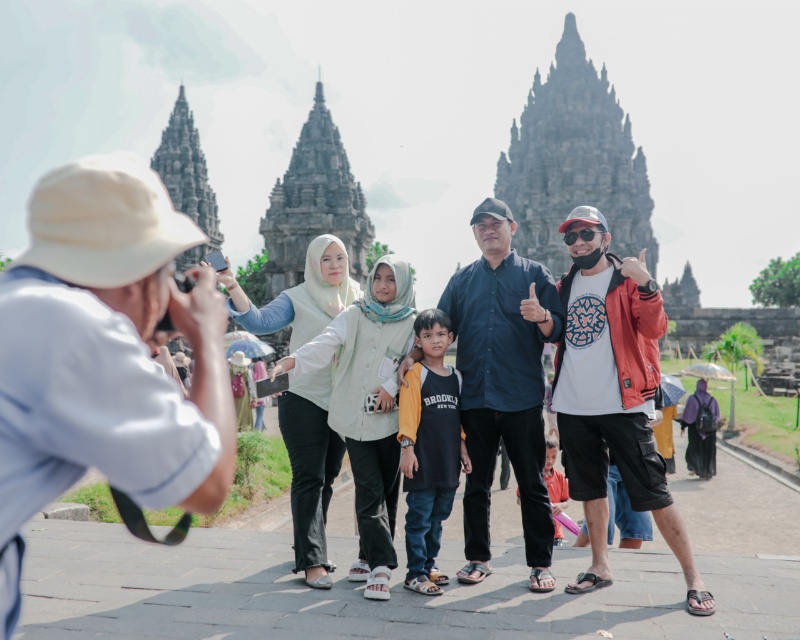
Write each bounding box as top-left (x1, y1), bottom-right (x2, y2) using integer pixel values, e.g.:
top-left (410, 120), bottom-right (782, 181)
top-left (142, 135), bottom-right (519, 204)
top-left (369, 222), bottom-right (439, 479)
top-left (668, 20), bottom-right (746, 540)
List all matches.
top-left (155, 273), bottom-right (195, 332)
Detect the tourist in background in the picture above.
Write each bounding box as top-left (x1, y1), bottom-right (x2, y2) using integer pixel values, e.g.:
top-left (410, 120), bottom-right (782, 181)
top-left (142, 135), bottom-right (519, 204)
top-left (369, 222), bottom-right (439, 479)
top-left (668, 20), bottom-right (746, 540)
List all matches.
top-left (653, 397), bottom-right (678, 475)
top-left (543, 371), bottom-right (558, 437)
top-left (173, 351), bottom-right (192, 391)
top-left (213, 234), bottom-right (361, 589)
top-left (251, 356), bottom-right (269, 433)
top-left (517, 437), bottom-right (570, 547)
top-left (228, 350), bottom-right (256, 432)
top-left (153, 346), bottom-right (187, 398)
top-left (680, 379), bottom-right (719, 481)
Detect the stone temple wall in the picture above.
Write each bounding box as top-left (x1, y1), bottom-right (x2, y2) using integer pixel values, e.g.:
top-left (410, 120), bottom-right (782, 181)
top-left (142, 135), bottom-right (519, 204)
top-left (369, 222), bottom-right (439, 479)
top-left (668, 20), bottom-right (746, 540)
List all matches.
top-left (664, 306), bottom-right (800, 367)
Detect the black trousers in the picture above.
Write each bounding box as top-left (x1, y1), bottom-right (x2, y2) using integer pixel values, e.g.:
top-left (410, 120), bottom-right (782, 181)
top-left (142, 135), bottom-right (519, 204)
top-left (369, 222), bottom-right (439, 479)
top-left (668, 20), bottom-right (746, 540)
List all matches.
top-left (345, 433), bottom-right (401, 570)
top-left (461, 407), bottom-right (554, 568)
top-left (278, 392), bottom-right (347, 572)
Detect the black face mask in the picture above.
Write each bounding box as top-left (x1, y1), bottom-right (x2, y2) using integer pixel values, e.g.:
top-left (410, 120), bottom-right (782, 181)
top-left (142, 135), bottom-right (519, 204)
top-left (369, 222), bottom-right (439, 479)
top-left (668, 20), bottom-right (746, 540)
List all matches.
top-left (571, 247), bottom-right (605, 270)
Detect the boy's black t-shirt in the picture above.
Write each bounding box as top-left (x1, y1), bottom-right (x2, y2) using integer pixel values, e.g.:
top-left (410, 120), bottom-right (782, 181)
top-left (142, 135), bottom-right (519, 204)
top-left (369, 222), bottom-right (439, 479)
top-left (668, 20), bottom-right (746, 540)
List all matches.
top-left (403, 365), bottom-right (462, 492)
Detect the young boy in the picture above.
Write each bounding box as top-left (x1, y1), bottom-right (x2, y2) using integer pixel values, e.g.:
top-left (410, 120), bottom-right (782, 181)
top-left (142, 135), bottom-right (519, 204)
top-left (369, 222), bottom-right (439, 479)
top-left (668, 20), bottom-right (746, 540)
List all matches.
top-left (518, 437), bottom-right (569, 546)
top-left (398, 309), bottom-right (472, 595)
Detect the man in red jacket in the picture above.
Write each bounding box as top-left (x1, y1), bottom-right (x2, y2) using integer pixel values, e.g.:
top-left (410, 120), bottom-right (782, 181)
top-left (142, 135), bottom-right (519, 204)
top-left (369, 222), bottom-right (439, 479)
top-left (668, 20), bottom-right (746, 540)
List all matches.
top-left (539, 206), bottom-right (714, 617)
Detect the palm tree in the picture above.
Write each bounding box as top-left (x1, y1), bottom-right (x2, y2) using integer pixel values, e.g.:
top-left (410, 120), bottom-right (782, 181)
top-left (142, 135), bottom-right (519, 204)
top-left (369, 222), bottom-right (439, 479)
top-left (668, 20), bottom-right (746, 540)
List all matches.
top-left (701, 322), bottom-right (764, 429)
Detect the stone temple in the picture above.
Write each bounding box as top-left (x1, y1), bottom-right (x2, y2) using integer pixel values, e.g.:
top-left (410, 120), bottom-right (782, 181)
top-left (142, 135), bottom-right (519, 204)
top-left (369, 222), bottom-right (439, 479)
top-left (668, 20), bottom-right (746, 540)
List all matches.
top-left (259, 81), bottom-right (375, 299)
top-left (151, 85), bottom-right (224, 273)
top-left (495, 13), bottom-right (659, 281)
top-left (662, 261), bottom-right (701, 309)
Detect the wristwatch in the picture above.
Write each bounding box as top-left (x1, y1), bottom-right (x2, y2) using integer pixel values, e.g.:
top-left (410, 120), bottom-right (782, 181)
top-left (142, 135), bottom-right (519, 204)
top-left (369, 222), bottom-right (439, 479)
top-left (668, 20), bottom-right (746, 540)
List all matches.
top-left (638, 279), bottom-right (659, 294)
top-left (400, 438), bottom-right (415, 449)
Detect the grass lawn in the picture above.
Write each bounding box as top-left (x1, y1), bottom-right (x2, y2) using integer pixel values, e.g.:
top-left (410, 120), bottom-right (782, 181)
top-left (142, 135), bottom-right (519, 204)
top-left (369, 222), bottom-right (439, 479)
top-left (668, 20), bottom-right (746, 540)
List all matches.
top-left (60, 433), bottom-right (292, 528)
top-left (661, 356), bottom-right (800, 467)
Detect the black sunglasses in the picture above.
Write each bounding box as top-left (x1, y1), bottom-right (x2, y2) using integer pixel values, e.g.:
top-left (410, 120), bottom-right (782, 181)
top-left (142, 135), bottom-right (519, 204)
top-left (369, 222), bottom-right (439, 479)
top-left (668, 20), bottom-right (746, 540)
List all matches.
top-left (563, 228), bottom-right (604, 246)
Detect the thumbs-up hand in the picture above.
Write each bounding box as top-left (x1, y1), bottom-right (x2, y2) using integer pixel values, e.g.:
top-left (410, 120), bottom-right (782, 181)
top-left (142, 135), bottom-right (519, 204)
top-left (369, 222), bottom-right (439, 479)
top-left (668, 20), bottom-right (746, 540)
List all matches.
top-left (521, 282), bottom-right (548, 323)
top-left (620, 248), bottom-right (652, 286)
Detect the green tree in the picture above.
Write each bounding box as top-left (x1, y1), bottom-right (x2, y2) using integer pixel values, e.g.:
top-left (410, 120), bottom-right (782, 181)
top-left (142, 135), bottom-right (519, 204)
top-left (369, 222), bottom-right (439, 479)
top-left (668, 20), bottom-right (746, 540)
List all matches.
top-left (365, 241), bottom-right (390, 273)
top-left (749, 251), bottom-right (800, 307)
top-left (0, 252), bottom-right (11, 272)
top-left (365, 241), bottom-right (416, 282)
top-left (701, 322), bottom-right (764, 373)
top-left (235, 248), bottom-right (270, 308)
top-left (702, 322), bottom-right (765, 430)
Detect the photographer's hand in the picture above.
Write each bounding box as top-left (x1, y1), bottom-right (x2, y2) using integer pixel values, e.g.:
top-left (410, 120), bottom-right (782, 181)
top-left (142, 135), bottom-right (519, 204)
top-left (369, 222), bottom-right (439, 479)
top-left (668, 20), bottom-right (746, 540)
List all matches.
top-left (168, 265), bottom-right (238, 514)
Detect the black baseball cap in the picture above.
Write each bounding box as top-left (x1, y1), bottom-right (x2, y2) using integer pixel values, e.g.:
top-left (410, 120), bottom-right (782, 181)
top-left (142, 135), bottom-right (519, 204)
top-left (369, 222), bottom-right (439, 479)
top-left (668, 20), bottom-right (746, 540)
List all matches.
top-left (469, 197), bottom-right (515, 226)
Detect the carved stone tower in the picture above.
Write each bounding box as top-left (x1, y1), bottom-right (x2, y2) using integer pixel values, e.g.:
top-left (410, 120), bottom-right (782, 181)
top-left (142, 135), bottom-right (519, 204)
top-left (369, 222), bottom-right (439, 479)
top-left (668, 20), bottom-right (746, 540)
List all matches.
top-left (495, 13), bottom-right (659, 280)
top-left (150, 85), bottom-right (224, 272)
top-left (259, 81), bottom-right (375, 301)
top-left (663, 261), bottom-right (701, 309)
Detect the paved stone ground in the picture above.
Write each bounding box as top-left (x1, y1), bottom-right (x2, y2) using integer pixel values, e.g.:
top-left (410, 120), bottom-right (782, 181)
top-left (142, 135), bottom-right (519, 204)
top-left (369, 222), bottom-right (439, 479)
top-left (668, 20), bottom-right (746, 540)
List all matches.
top-left (17, 408), bottom-right (800, 639)
top-left (229, 408), bottom-right (800, 557)
top-left (14, 520), bottom-right (800, 639)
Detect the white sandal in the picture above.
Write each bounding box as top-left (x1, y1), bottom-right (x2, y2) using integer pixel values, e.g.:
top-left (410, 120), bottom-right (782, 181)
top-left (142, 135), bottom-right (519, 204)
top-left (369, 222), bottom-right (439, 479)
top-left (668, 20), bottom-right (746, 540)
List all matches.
top-left (348, 560), bottom-right (371, 582)
top-left (364, 566), bottom-right (392, 601)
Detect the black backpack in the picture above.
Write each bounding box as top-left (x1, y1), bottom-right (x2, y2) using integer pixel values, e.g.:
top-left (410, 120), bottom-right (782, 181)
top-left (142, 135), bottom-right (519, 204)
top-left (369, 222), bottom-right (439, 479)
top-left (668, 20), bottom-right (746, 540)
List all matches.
top-left (695, 395), bottom-right (717, 435)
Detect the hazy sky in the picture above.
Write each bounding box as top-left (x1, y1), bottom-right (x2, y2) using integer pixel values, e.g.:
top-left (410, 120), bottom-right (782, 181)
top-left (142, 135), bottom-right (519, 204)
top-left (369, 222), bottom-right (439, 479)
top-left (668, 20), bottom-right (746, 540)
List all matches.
top-left (2, 1), bottom-right (798, 311)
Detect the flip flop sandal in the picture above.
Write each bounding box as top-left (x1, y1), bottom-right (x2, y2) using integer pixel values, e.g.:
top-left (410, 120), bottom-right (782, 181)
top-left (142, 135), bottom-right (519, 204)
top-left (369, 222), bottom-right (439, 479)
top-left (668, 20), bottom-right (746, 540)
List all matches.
top-left (686, 589), bottom-right (716, 616)
top-left (529, 568), bottom-right (556, 593)
top-left (364, 566), bottom-right (392, 601)
top-left (456, 562), bottom-right (493, 584)
top-left (348, 560), bottom-right (371, 582)
top-left (404, 577), bottom-right (443, 596)
top-left (564, 572), bottom-right (613, 594)
top-left (428, 568), bottom-right (450, 586)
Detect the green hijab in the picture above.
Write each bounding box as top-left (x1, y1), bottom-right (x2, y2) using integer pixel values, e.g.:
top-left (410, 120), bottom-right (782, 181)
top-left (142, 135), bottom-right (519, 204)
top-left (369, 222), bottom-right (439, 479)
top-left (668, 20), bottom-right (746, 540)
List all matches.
top-left (356, 254), bottom-right (416, 323)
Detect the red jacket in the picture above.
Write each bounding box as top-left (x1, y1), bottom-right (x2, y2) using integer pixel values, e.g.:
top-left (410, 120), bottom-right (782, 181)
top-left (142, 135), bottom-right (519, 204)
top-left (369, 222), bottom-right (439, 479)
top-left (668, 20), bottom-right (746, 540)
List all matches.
top-left (553, 256), bottom-right (666, 410)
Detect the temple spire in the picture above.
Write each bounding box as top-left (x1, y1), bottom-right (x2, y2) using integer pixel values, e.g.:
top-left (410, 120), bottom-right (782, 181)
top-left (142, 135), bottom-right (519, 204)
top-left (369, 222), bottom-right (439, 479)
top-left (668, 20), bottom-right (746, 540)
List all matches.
top-left (150, 85), bottom-right (223, 273)
top-left (555, 12), bottom-right (587, 69)
top-left (259, 81), bottom-right (375, 320)
top-left (494, 13), bottom-right (658, 280)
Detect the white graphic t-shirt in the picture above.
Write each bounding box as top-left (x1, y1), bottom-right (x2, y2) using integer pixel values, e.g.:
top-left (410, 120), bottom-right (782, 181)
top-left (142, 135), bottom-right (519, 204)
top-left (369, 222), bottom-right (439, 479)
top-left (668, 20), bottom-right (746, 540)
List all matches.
top-left (552, 266), bottom-right (649, 416)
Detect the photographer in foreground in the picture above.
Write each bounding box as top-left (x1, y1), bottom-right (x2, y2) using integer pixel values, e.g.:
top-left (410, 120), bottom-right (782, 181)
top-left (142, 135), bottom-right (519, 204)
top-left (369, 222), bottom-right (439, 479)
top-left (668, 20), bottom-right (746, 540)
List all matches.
top-left (0, 152), bottom-right (237, 639)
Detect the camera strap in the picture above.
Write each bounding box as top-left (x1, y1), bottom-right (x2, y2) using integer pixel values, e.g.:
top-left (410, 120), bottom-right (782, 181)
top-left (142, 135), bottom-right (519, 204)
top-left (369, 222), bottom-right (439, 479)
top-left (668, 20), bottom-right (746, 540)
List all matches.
top-left (109, 486), bottom-right (192, 546)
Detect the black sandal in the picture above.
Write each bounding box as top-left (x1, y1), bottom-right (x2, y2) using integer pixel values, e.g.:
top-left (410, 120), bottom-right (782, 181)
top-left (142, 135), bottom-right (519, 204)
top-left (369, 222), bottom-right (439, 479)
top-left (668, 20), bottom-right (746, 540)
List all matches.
top-left (686, 589), bottom-right (716, 616)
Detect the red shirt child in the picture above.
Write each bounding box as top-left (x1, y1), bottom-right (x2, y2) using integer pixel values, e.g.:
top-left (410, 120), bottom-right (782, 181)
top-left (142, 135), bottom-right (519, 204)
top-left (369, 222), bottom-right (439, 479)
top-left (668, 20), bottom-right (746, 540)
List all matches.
top-left (517, 440), bottom-right (570, 542)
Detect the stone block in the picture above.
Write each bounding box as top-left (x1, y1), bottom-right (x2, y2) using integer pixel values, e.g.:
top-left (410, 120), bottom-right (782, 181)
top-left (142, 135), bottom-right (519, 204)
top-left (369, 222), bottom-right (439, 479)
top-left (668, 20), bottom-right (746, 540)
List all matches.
top-left (41, 502), bottom-right (89, 521)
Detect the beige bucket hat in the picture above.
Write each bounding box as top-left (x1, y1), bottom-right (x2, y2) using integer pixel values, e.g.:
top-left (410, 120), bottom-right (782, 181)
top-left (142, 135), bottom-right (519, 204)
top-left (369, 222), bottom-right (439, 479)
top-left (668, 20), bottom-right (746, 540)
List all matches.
top-left (15, 151), bottom-right (208, 288)
top-left (228, 351), bottom-right (252, 367)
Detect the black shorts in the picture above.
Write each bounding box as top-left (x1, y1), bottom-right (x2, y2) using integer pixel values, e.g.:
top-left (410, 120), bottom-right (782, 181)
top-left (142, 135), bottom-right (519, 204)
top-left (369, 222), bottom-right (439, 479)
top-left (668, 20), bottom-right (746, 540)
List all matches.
top-left (557, 412), bottom-right (673, 512)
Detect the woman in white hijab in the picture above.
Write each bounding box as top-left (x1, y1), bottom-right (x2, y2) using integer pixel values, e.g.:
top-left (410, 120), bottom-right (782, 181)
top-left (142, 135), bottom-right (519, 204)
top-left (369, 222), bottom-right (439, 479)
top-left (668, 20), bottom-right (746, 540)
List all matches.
top-left (215, 235), bottom-right (360, 589)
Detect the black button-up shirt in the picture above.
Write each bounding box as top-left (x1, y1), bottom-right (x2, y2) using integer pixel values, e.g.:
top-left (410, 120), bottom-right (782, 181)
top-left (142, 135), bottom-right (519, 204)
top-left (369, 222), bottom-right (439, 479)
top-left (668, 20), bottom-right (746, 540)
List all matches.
top-left (437, 250), bottom-right (563, 412)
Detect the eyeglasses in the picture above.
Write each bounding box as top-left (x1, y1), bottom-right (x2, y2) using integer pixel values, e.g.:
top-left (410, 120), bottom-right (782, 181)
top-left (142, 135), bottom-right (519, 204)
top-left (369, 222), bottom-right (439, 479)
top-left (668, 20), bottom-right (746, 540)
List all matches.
top-left (563, 229), bottom-right (603, 246)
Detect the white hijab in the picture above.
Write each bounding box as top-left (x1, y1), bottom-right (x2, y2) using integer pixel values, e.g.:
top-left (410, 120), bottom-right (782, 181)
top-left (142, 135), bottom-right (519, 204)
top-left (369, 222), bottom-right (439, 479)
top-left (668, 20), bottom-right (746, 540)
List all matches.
top-left (301, 234), bottom-right (361, 318)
